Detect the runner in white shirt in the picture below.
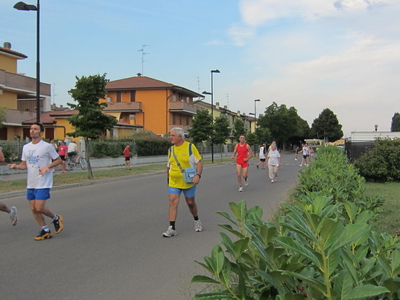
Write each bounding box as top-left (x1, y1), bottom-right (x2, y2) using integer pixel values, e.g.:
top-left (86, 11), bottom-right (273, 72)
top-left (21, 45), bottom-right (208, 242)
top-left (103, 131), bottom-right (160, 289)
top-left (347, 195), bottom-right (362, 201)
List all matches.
top-left (8, 122), bottom-right (64, 241)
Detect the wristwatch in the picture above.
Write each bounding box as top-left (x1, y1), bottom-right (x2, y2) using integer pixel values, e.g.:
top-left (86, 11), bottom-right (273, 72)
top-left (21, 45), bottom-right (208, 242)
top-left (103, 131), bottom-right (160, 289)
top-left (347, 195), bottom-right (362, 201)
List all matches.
top-left (196, 174), bottom-right (201, 178)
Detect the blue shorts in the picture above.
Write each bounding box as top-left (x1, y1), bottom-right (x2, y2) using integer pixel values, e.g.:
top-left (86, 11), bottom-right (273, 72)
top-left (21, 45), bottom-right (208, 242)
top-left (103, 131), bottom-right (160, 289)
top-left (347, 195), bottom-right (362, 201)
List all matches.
top-left (27, 188), bottom-right (51, 200)
top-left (168, 186), bottom-right (196, 198)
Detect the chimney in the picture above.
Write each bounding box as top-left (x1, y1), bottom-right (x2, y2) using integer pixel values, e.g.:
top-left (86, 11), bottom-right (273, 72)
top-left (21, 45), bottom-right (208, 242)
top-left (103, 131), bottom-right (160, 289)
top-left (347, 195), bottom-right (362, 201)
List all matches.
top-left (224, 105), bottom-right (227, 109)
top-left (137, 73), bottom-right (142, 77)
top-left (215, 102), bottom-right (220, 109)
top-left (3, 42), bottom-right (11, 49)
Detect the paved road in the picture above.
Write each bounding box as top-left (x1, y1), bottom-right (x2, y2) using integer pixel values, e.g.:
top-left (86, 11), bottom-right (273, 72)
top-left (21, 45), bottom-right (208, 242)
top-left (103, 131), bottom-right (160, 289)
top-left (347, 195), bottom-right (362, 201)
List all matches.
top-left (0, 153), bottom-right (300, 300)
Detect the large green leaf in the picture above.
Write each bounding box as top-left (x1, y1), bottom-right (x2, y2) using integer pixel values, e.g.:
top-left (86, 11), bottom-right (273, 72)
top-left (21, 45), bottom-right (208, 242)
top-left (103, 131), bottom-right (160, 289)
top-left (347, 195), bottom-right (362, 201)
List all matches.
top-left (282, 270), bottom-right (327, 295)
top-left (211, 245), bottom-right (226, 275)
top-left (318, 218), bottom-right (342, 249)
top-left (232, 238), bottom-right (250, 259)
top-left (332, 270), bottom-right (353, 300)
top-left (354, 210), bottom-right (373, 224)
top-left (216, 211), bottom-right (239, 226)
top-left (191, 275), bottom-right (220, 284)
top-left (347, 285), bottom-right (389, 299)
top-left (343, 201), bottom-right (358, 223)
top-left (218, 224), bottom-right (245, 239)
top-left (220, 232), bottom-right (236, 258)
top-left (219, 258), bottom-right (232, 287)
top-left (329, 224), bottom-right (371, 254)
top-left (383, 278), bottom-right (400, 294)
top-left (194, 292), bottom-right (235, 299)
top-left (327, 248), bottom-right (341, 277)
top-left (275, 236), bottom-right (322, 269)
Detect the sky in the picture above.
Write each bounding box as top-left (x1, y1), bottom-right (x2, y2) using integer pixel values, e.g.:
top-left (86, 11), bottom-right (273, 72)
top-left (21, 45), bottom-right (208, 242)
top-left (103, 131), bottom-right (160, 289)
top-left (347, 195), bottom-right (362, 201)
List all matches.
top-left (1, 0), bottom-right (400, 137)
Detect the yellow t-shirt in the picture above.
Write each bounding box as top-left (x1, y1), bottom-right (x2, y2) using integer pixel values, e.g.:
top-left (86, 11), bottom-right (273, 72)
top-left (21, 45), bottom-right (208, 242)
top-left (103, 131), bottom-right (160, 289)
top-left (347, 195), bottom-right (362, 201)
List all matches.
top-left (168, 141), bottom-right (201, 189)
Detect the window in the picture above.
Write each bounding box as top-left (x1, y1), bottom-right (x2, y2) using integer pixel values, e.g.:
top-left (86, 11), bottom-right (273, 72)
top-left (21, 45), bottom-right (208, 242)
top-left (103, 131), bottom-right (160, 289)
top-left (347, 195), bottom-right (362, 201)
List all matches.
top-left (130, 91), bottom-right (136, 102)
top-left (116, 91), bottom-right (121, 102)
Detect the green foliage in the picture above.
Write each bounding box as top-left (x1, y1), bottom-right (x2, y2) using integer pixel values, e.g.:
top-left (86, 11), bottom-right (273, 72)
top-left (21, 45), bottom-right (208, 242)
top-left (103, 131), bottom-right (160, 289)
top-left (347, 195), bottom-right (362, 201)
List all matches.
top-left (188, 109), bottom-right (213, 144)
top-left (258, 102), bottom-right (308, 145)
top-left (67, 73), bottom-right (118, 139)
top-left (0, 142), bottom-right (21, 162)
top-left (0, 107), bottom-right (7, 128)
top-left (134, 138), bottom-right (171, 156)
top-left (193, 146), bottom-right (399, 299)
top-left (213, 116), bottom-right (230, 145)
top-left (310, 108), bottom-right (343, 142)
top-left (255, 127), bottom-right (271, 145)
top-left (246, 131), bottom-right (258, 146)
top-left (232, 118), bottom-right (245, 141)
top-left (391, 113), bottom-right (400, 132)
top-left (354, 139), bottom-right (400, 182)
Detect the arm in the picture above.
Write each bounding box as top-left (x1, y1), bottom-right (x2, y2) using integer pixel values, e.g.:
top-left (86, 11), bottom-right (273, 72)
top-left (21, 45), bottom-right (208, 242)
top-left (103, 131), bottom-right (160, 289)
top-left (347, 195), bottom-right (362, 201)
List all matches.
top-left (193, 160), bottom-right (203, 184)
top-left (40, 156), bottom-right (62, 174)
top-left (231, 144), bottom-right (237, 159)
top-left (167, 166), bottom-right (170, 185)
top-left (245, 144), bottom-right (254, 161)
top-left (8, 160), bottom-right (27, 170)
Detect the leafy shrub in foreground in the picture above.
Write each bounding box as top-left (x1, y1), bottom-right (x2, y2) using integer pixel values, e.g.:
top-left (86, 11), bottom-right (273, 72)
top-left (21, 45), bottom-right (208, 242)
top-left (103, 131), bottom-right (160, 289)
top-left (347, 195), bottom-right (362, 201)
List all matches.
top-left (354, 139), bottom-right (400, 182)
top-left (192, 199), bottom-right (400, 300)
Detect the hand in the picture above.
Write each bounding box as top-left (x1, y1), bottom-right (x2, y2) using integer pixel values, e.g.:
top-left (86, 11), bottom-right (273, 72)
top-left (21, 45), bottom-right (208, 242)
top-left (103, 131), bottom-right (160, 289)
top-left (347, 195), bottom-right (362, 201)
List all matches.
top-left (7, 164), bottom-right (17, 170)
top-left (193, 175), bottom-right (201, 184)
top-left (39, 166), bottom-right (51, 176)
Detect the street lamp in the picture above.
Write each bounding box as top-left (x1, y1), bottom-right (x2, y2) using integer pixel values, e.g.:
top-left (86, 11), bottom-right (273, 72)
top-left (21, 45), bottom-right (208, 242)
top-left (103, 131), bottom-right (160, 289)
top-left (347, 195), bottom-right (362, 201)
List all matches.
top-left (204, 69), bottom-right (220, 163)
top-left (14, 1), bottom-right (41, 122)
top-left (254, 99), bottom-right (260, 125)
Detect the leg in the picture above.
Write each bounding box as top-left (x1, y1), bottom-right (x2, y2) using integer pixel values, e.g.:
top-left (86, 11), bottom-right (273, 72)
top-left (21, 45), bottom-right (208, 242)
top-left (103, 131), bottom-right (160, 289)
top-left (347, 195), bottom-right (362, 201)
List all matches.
top-left (0, 201), bottom-right (10, 213)
top-left (185, 196), bottom-right (198, 218)
top-left (268, 165), bottom-right (274, 180)
top-left (168, 193), bottom-right (181, 222)
top-left (29, 200), bottom-right (55, 227)
top-left (242, 166), bottom-right (249, 181)
top-left (236, 164), bottom-right (243, 186)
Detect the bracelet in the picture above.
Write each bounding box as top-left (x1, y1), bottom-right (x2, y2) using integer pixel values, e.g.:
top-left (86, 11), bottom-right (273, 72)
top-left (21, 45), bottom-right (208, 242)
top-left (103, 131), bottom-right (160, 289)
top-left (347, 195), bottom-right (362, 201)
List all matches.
top-left (196, 174), bottom-right (201, 178)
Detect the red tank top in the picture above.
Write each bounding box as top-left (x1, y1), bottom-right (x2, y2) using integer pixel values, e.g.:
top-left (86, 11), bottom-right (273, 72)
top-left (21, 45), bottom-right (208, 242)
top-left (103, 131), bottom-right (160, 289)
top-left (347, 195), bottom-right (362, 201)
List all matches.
top-left (237, 143), bottom-right (249, 161)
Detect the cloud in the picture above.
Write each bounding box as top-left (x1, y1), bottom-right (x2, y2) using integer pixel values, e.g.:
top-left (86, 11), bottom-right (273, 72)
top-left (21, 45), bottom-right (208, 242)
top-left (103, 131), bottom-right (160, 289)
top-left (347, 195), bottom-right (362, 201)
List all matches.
top-left (228, 23), bottom-right (256, 46)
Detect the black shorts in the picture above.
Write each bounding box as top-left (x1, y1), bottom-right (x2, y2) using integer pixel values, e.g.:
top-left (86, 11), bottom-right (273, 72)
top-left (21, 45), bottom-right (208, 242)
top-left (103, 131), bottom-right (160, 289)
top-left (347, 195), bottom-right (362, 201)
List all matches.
top-left (125, 157), bottom-right (130, 161)
top-left (68, 151), bottom-right (77, 156)
top-left (60, 155), bottom-right (66, 161)
top-left (259, 158), bottom-right (266, 162)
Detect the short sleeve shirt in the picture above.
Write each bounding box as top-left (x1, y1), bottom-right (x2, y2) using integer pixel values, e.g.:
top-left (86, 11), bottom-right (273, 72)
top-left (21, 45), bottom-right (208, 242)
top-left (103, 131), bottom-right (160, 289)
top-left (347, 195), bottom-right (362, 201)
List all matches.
top-left (22, 140), bottom-right (59, 189)
top-left (267, 149), bottom-right (281, 166)
top-left (167, 141), bottom-right (201, 189)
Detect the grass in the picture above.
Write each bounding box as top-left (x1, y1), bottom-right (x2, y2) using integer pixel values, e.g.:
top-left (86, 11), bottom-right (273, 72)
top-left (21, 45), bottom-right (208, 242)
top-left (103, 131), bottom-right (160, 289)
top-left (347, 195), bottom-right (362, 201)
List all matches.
top-left (365, 182), bottom-right (400, 236)
top-left (0, 157), bottom-right (234, 194)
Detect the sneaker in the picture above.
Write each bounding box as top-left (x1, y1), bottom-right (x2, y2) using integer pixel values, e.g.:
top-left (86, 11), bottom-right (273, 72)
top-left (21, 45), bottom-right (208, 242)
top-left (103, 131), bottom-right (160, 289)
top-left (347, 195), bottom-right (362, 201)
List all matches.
top-left (299, 164), bottom-right (303, 167)
top-left (52, 215), bottom-right (64, 234)
top-left (9, 206), bottom-right (18, 226)
top-left (271, 180), bottom-right (274, 183)
top-left (239, 186), bottom-right (243, 192)
top-left (194, 220), bottom-right (203, 232)
top-left (34, 229), bottom-right (52, 241)
top-left (295, 158), bottom-right (298, 161)
top-left (162, 226), bottom-right (177, 238)
top-left (244, 178), bottom-right (249, 186)
top-left (256, 165), bottom-right (259, 169)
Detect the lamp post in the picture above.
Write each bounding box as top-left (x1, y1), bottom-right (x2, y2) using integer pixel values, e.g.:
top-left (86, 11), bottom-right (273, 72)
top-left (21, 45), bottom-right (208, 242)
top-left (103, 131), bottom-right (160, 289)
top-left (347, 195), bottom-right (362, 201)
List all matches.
top-left (14, 1), bottom-right (41, 122)
top-left (204, 69), bottom-right (220, 163)
top-left (254, 99), bottom-right (260, 125)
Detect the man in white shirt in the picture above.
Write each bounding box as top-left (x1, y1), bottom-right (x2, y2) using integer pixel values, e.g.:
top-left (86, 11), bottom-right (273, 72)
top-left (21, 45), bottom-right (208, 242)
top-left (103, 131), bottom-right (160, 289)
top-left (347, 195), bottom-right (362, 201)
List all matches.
top-left (8, 122), bottom-right (64, 240)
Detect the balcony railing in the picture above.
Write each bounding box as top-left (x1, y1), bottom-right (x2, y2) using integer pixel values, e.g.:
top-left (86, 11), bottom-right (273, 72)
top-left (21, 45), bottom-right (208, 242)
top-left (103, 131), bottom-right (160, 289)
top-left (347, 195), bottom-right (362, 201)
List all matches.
top-left (169, 101), bottom-right (197, 114)
top-left (0, 69), bottom-right (50, 95)
top-left (103, 101), bottom-right (142, 112)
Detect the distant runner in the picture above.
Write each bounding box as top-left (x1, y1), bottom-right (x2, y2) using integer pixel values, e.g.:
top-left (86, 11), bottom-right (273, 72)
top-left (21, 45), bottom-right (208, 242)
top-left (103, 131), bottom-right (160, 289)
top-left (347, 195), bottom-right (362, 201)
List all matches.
top-left (231, 135), bottom-right (253, 192)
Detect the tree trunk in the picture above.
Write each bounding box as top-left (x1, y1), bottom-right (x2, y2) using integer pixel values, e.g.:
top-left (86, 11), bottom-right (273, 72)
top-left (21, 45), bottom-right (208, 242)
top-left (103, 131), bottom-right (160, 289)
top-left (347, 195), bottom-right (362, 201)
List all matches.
top-left (85, 138), bottom-right (93, 179)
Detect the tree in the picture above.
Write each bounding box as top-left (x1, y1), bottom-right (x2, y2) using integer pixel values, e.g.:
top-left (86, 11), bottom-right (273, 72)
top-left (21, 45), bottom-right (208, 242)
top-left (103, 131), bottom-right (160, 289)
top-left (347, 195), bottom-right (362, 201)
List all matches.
top-left (188, 109), bottom-right (213, 145)
top-left (391, 113), bottom-right (400, 132)
top-left (0, 107), bottom-right (7, 128)
top-left (257, 102), bottom-right (305, 149)
top-left (232, 118), bottom-right (245, 141)
top-left (67, 73), bottom-right (118, 179)
top-left (246, 131), bottom-right (257, 147)
top-left (213, 116), bottom-right (230, 161)
top-left (310, 108), bottom-right (343, 142)
top-left (255, 127), bottom-right (271, 145)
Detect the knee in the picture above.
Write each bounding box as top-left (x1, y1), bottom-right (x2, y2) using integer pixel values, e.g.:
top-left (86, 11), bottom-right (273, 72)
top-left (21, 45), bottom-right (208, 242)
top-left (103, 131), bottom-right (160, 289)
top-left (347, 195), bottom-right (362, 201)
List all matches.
top-left (187, 200), bottom-right (195, 208)
top-left (31, 206), bottom-right (42, 214)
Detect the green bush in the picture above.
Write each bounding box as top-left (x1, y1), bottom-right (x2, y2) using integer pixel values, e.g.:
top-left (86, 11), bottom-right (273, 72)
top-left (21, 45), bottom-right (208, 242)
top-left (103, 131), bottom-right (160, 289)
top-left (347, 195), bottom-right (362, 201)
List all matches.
top-left (192, 146), bottom-right (397, 299)
top-left (354, 139), bottom-right (400, 182)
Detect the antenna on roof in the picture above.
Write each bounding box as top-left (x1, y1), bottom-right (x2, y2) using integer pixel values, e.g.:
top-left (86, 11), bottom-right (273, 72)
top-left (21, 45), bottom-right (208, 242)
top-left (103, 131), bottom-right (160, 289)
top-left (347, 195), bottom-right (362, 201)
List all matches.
top-left (138, 44), bottom-right (150, 75)
top-left (226, 93), bottom-right (229, 108)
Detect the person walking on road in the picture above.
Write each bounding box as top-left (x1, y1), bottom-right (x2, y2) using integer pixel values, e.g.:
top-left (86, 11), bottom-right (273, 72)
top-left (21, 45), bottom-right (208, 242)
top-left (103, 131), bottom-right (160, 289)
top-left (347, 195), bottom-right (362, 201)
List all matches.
top-left (256, 143), bottom-right (267, 169)
top-left (266, 143), bottom-right (281, 183)
top-left (231, 135), bottom-right (253, 192)
top-left (123, 144), bottom-right (131, 170)
top-left (58, 140), bottom-right (68, 173)
top-left (163, 127), bottom-right (203, 238)
top-left (0, 147), bottom-right (18, 225)
top-left (8, 122), bottom-right (64, 241)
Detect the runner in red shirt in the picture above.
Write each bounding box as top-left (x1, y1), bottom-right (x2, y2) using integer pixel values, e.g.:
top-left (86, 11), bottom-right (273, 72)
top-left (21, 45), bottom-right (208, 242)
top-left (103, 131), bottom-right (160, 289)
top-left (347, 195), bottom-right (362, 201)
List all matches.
top-left (231, 135), bottom-right (254, 192)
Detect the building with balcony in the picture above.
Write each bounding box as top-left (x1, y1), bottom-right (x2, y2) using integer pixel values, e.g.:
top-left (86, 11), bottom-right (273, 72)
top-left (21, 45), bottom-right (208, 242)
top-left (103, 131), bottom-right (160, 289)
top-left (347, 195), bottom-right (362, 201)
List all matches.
top-left (101, 75), bottom-right (203, 136)
top-left (0, 42), bottom-right (51, 140)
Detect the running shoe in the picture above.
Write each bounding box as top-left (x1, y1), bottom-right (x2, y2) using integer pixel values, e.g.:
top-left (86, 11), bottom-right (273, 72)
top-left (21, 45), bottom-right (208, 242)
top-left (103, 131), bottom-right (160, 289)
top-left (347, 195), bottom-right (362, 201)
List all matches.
top-left (271, 180), bottom-right (274, 183)
top-left (299, 164), bottom-right (303, 167)
top-left (52, 215), bottom-right (64, 234)
top-left (9, 206), bottom-right (18, 226)
top-left (239, 186), bottom-right (243, 192)
top-left (34, 229), bottom-right (52, 241)
top-left (256, 165), bottom-right (259, 169)
top-left (162, 226), bottom-right (177, 238)
top-left (244, 178), bottom-right (249, 186)
top-left (194, 220), bottom-right (203, 232)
